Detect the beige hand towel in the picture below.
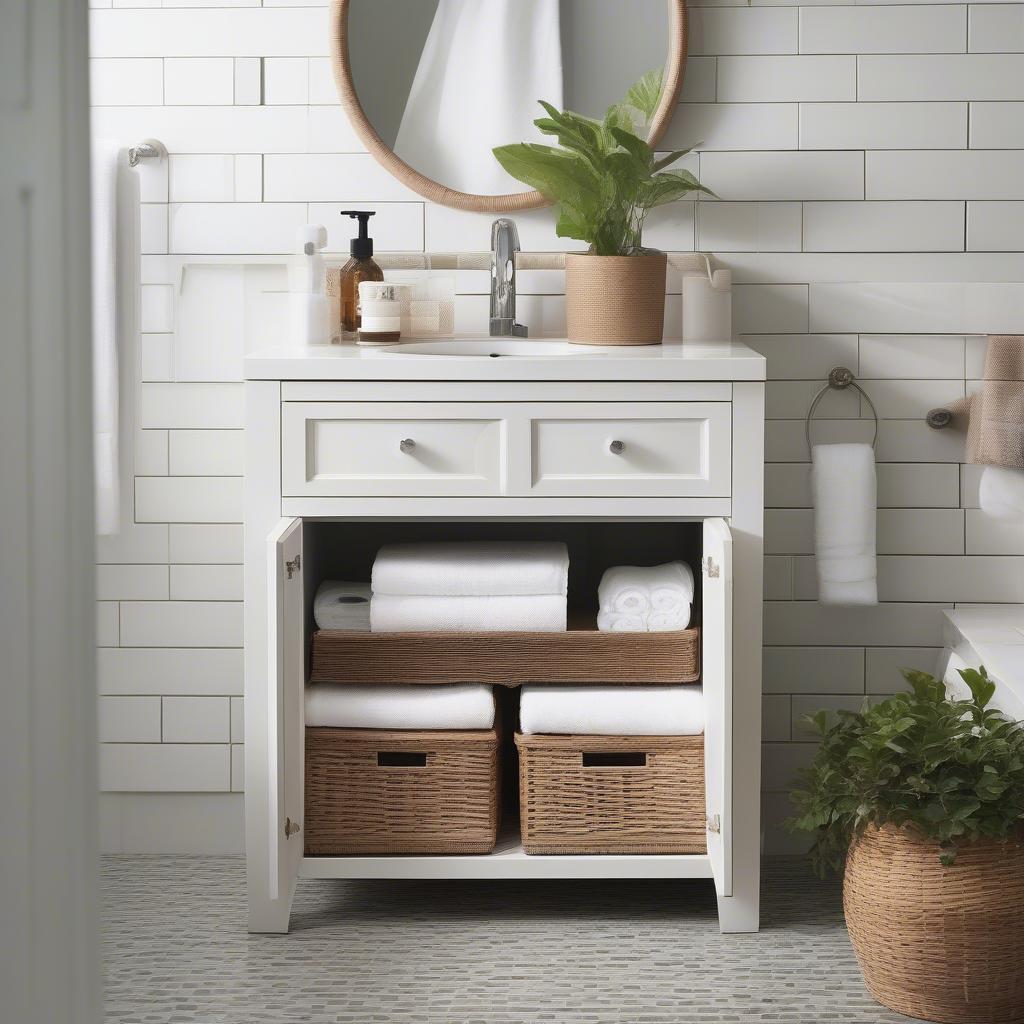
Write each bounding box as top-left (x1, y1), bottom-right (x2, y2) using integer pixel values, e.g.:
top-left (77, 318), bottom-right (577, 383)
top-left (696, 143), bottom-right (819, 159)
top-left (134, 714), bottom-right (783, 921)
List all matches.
top-left (949, 336), bottom-right (1024, 470)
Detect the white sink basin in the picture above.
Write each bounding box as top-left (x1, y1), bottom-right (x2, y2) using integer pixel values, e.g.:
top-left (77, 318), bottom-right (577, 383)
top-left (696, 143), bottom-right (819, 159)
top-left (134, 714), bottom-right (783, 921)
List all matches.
top-left (376, 339), bottom-right (602, 357)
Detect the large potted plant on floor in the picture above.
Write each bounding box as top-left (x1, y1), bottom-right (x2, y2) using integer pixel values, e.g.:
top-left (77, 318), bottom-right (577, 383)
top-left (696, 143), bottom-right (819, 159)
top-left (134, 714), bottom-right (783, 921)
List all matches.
top-left (493, 71), bottom-right (712, 346)
top-left (789, 667), bottom-right (1024, 1024)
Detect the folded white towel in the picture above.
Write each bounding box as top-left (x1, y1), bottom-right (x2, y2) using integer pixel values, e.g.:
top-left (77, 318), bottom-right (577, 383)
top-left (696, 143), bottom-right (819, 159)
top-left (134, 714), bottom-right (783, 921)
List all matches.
top-left (979, 465), bottom-right (1024, 522)
top-left (371, 541), bottom-right (569, 596)
top-left (371, 593), bottom-right (566, 633)
top-left (305, 683), bottom-right (495, 730)
top-left (519, 685), bottom-right (704, 736)
top-left (597, 561), bottom-right (694, 632)
top-left (313, 580), bottom-right (371, 631)
top-left (812, 443), bottom-right (878, 606)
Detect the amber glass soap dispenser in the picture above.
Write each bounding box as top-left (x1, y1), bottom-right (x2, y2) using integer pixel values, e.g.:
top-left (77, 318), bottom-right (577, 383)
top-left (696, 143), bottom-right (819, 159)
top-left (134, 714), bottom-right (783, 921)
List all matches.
top-left (338, 210), bottom-right (383, 340)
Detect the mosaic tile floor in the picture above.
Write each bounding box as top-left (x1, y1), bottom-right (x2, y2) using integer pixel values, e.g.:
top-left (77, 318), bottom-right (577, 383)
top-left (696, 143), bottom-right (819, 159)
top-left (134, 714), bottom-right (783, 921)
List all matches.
top-left (102, 856), bottom-right (915, 1023)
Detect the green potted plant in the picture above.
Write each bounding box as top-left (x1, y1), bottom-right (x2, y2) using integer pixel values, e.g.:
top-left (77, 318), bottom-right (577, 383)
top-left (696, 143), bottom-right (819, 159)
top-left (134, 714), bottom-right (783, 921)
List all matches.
top-left (789, 667), bottom-right (1024, 1024)
top-left (493, 70), bottom-right (713, 346)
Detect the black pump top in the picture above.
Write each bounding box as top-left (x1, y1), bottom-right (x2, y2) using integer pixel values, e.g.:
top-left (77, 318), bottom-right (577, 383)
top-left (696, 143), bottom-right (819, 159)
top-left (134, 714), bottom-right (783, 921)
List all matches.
top-left (340, 210), bottom-right (375, 258)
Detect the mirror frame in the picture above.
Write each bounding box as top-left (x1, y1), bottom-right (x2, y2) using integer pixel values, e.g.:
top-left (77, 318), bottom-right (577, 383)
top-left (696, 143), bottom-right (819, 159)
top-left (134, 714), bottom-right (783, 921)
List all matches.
top-left (329, 0), bottom-right (689, 213)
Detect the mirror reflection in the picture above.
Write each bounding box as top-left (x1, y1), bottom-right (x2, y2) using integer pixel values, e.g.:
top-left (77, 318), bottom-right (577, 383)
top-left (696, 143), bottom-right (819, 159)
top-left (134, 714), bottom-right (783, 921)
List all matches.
top-left (348, 0), bottom-right (672, 196)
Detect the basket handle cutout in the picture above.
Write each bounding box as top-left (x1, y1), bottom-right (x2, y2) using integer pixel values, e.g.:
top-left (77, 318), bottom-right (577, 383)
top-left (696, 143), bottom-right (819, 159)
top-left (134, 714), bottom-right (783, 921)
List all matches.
top-left (581, 751), bottom-right (647, 768)
top-left (377, 751), bottom-right (428, 768)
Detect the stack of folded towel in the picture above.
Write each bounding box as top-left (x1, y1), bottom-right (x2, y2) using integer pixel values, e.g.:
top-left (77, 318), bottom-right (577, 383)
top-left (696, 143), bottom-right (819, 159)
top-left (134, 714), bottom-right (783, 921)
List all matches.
top-left (305, 683), bottom-right (495, 730)
top-left (596, 561), bottom-right (693, 633)
top-left (370, 541), bottom-right (569, 632)
top-left (519, 684), bottom-right (704, 736)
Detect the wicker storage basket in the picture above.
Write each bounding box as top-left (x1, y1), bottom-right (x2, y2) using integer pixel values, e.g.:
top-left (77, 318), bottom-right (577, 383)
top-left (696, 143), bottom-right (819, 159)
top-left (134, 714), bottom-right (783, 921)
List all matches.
top-left (844, 824), bottom-right (1024, 1024)
top-left (565, 252), bottom-right (667, 346)
top-left (515, 732), bottom-right (706, 855)
top-left (311, 619), bottom-right (699, 686)
top-left (304, 727), bottom-right (500, 855)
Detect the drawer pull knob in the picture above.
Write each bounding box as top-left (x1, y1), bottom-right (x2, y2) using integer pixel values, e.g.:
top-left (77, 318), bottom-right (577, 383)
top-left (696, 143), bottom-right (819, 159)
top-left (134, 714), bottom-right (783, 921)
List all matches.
top-left (399, 438), bottom-right (416, 454)
top-left (609, 439), bottom-right (625, 455)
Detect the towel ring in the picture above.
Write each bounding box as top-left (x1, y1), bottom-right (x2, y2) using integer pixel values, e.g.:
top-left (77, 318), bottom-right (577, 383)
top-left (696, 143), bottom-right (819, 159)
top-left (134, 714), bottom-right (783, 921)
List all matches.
top-left (804, 367), bottom-right (878, 454)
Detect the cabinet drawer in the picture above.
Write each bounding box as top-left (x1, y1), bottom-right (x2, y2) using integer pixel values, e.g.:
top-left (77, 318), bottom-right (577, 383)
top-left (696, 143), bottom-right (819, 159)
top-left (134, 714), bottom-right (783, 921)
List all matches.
top-left (282, 402), bottom-right (505, 497)
top-left (528, 403), bottom-right (731, 497)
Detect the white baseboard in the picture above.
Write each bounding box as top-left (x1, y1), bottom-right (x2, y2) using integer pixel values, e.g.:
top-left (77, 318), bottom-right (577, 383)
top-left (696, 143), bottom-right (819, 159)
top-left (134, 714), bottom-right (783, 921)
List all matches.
top-left (101, 793), bottom-right (244, 854)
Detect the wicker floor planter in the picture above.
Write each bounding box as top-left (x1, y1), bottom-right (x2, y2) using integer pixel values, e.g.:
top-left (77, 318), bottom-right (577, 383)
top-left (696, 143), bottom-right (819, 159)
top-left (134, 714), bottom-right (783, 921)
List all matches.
top-left (565, 252), bottom-right (667, 346)
top-left (304, 727), bottom-right (500, 855)
top-left (843, 824), bottom-right (1024, 1024)
top-left (515, 732), bottom-right (706, 854)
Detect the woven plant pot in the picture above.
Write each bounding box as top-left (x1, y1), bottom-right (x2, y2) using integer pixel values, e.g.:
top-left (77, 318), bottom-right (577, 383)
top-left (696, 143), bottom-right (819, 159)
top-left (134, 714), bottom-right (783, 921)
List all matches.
top-left (565, 252), bottom-right (666, 346)
top-left (843, 824), bottom-right (1024, 1024)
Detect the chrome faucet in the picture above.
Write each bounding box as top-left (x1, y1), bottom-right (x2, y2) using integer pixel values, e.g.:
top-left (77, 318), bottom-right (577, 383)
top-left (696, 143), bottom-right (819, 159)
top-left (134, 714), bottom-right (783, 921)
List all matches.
top-left (489, 218), bottom-right (528, 337)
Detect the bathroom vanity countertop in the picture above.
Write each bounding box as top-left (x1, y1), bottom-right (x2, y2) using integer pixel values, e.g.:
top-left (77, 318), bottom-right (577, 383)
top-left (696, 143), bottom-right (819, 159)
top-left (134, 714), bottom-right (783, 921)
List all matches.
top-left (244, 338), bottom-right (766, 382)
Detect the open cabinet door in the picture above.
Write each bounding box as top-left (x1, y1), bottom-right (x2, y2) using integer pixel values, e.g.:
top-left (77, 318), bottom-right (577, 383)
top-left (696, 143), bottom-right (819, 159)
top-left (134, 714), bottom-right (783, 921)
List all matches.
top-left (702, 518), bottom-right (733, 897)
top-left (250, 517), bottom-right (304, 931)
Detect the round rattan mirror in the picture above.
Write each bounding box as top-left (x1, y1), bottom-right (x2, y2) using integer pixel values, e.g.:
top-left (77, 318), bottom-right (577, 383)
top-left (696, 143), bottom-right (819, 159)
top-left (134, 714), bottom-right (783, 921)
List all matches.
top-left (329, 0), bottom-right (689, 213)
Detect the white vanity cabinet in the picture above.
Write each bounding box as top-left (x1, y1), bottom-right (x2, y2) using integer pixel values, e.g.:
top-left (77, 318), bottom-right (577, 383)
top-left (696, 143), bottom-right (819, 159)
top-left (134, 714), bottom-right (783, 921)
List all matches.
top-left (244, 342), bottom-right (766, 935)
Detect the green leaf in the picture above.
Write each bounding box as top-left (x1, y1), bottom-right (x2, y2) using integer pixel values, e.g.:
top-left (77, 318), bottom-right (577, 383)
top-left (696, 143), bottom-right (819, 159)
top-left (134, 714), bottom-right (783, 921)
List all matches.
top-left (492, 71), bottom-right (710, 253)
top-left (960, 666), bottom-right (996, 709)
top-left (625, 68), bottom-right (665, 121)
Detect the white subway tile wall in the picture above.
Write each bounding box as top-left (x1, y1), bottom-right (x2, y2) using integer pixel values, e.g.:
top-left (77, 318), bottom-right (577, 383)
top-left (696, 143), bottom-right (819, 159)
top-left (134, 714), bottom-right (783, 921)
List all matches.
top-left (90, 2), bottom-right (1023, 855)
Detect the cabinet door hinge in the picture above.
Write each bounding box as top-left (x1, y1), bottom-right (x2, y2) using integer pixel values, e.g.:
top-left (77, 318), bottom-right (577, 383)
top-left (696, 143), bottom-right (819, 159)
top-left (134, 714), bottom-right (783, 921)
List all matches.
top-left (705, 556), bottom-right (720, 579)
top-left (707, 814), bottom-right (721, 834)
top-left (284, 817), bottom-right (301, 838)
top-left (285, 554), bottom-right (301, 580)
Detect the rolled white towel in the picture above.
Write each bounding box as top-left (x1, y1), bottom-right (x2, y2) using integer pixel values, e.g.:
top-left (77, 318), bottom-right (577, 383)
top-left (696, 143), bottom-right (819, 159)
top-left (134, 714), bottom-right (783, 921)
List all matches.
top-left (305, 683), bottom-right (495, 730)
top-left (371, 541), bottom-right (569, 597)
top-left (645, 561), bottom-right (695, 611)
top-left (812, 443), bottom-right (878, 606)
top-left (519, 684), bottom-right (704, 736)
top-left (648, 606), bottom-right (691, 632)
top-left (595, 610), bottom-right (646, 633)
top-left (313, 580), bottom-right (371, 631)
top-left (597, 566), bottom-right (651, 614)
top-left (370, 593), bottom-right (566, 633)
top-left (979, 465), bottom-right (1024, 522)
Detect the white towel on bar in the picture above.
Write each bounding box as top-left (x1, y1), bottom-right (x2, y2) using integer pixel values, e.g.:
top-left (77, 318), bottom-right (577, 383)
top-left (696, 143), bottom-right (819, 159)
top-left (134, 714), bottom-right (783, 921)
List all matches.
top-left (519, 685), bottom-right (704, 736)
top-left (370, 593), bottom-right (566, 633)
top-left (812, 443), bottom-right (878, 606)
top-left (979, 465), bottom-right (1024, 522)
top-left (597, 562), bottom-right (694, 632)
top-left (305, 684), bottom-right (495, 730)
top-left (313, 580), bottom-right (371, 632)
top-left (91, 139), bottom-right (135, 536)
top-left (371, 541), bottom-right (569, 597)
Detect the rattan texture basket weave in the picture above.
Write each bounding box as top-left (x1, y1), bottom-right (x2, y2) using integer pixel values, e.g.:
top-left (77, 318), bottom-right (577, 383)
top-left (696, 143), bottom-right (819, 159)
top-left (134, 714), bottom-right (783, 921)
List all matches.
top-left (843, 824), bottom-right (1024, 1024)
top-left (565, 252), bottom-right (668, 346)
top-left (310, 622), bottom-right (700, 686)
top-left (304, 727), bottom-right (500, 855)
top-left (515, 733), bottom-right (706, 855)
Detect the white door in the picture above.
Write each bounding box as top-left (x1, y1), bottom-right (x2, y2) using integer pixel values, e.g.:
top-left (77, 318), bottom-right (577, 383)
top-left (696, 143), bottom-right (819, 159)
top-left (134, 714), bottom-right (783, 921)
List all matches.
top-left (1, 1), bottom-right (100, 1020)
top-left (267, 519), bottom-right (306, 907)
top-left (702, 518), bottom-right (733, 897)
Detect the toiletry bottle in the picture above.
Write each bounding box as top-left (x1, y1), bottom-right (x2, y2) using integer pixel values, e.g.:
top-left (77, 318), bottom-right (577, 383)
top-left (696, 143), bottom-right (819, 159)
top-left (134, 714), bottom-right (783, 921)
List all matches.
top-left (288, 224), bottom-right (330, 347)
top-left (338, 210), bottom-right (383, 340)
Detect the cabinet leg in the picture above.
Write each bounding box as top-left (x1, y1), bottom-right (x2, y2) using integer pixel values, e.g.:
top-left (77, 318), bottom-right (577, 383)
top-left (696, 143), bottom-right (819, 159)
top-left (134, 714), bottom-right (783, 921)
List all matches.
top-left (247, 891), bottom-right (295, 934)
top-left (716, 893), bottom-right (759, 934)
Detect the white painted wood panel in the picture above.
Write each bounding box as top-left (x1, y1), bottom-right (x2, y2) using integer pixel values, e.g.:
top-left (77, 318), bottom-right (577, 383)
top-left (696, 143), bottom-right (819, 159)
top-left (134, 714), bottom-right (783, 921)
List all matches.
top-left (529, 403), bottom-right (732, 498)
